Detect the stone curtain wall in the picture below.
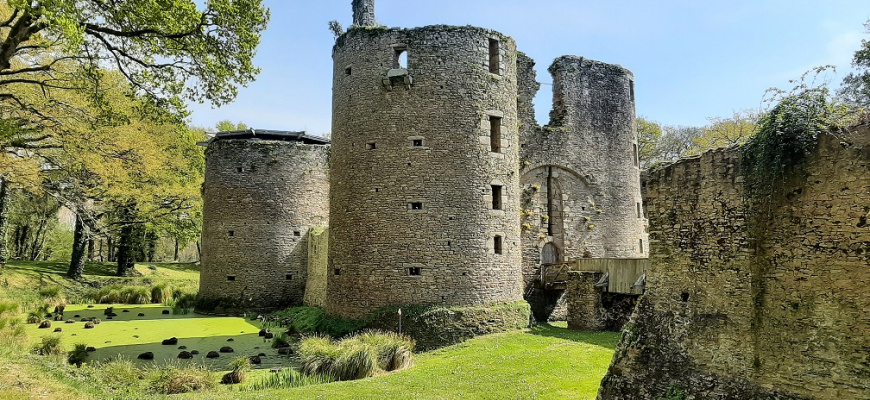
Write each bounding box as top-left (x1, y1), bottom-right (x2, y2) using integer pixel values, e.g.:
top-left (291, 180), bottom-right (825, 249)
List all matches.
top-left (598, 132), bottom-right (870, 399)
top-left (518, 55), bottom-right (647, 321)
top-left (327, 26), bottom-right (523, 319)
top-left (199, 140), bottom-right (329, 310)
top-left (303, 226), bottom-right (329, 307)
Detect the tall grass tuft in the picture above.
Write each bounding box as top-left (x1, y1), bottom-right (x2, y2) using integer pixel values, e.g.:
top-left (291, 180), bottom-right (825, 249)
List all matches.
top-left (68, 343), bottom-right (90, 366)
top-left (147, 361), bottom-right (216, 394)
top-left (33, 334), bottom-right (63, 356)
top-left (298, 331), bottom-right (414, 381)
top-left (245, 368), bottom-right (332, 391)
top-left (150, 283), bottom-right (173, 304)
top-left (90, 357), bottom-right (143, 395)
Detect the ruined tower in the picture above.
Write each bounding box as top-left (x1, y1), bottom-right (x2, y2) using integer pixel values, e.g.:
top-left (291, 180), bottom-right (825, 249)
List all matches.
top-left (351, 0), bottom-right (376, 27)
top-left (327, 21), bottom-right (523, 318)
top-left (199, 130), bottom-right (330, 310)
top-left (518, 56), bottom-right (648, 320)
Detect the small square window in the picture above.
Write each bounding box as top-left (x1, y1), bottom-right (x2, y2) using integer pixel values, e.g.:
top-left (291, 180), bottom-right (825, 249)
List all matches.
top-left (227, 276), bottom-right (236, 282)
top-left (334, 268), bottom-right (341, 276)
top-left (345, 66), bottom-right (352, 75)
top-left (408, 267), bottom-right (421, 276)
top-left (412, 139), bottom-right (423, 147)
top-left (294, 231), bottom-right (301, 237)
top-left (285, 274), bottom-right (293, 280)
top-left (366, 142), bottom-right (377, 150)
top-left (236, 167), bottom-right (243, 173)
top-left (228, 231), bottom-right (235, 237)
top-left (409, 202), bottom-right (423, 210)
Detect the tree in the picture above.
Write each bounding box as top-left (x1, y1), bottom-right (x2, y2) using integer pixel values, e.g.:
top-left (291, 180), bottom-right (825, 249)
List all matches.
top-left (840, 21), bottom-right (870, 107)
top-left (215, 120), bottom-right (248, 132)
top-left (687, 110), bottom-right (759, 155)
top-left (636, 116), bottom-right (663, 169)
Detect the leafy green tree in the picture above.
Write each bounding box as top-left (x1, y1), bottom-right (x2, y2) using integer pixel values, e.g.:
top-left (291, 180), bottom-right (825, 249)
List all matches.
top-left (636, 117), bottom-right (663, 169)
top-left (215, 120), bottom-right (249, 132)
top-left (687, 110), bottom-right (759, 155)
top-left (840, 21), bottom-right (870, 107)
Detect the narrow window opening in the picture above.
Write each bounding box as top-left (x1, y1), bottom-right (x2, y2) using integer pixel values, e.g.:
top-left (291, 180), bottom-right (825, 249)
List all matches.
top-left (375, 187), bottom-right (380, 192)
top-left (366, 141), bottom-right (377, 150)
top-left (345, 66), bottom-right (352, 75)
top-left (236, 167), bottom-right (243, 173)
top-left (227, 276), bottom-right (236, 282)
top-left (488, 38), bottom-right (500, 74)
top-left (294, 231), bottom-right (301, 237)
top-left (447, 241), bottom-right (451, 247)
top-left (632, 143), bottom-right (639, 167)
top-left (408, 267), bottom-right (421, 276)
top-left (639, 239), bottom-right (644, 253)
top-left (285, 274), bottom-right (293, 280)
top-left (334, 269), bottom-right (341, 276)
top-left (228, 231), bottom-right (235, 237)
top-left (409, 202), bottom-right (423, 210)
top-left (494, 235), bottom-right (503, 255)
top-left (395, 49), bottom-right (408, 69)
top-left (412, 139), bottom-right (423, 147)
top-left (629, 80), bottom-right (635, 102)
top-left (680, 292), bottom-right (690, 302)
top-left (636, 202), bottom-right (642, 219)
top-left (489, 116), bottom-right (502, 153)
top-left (491, 185), bottom-right (503, 210)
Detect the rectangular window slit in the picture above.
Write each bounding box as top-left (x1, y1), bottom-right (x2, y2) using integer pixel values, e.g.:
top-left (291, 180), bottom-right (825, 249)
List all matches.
top-left (412, 139), bottom-right (423, 147)
top-left (228, 231), bottom-right (234, 237)
top-left (488, 38), bottom-right (500, 74)
top-left (491, 185), bottom-right (503, 210)
top-left (630, 79), bottom-right (635, 102)
top-left (633, 143), bottom-right (639, 167)
top-left (345, 66), bottom-right (352, 75)
top-left (409, 202), bottom-right (423, 210)
top-left (285, 274), bottom-right (293, 280)
top-left (227, 276), bottom-right (236, 282)
top-left (334, 269), bottom-right (341, 276)
top-left (366, 142), bottom-right (377, 150)
top-left (639, 239), bottom-right (644, 253)
top-left (489, 116), bottom-right (502, 153)
top-left (294, 231), bottom-right (301, 237)
top-left (637, 202), bottom-right (642, 219)
top-left (494, 235), bottom-right (503, 255)
top-left (236, 167), bottom-right (243, 173)
top-left (408, 267), bottom-right (421, 276)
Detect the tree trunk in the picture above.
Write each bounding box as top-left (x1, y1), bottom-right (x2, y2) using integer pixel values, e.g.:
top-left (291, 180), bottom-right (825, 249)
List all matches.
top-left (0, 177), bottom-right (8, 274)
top-left (173, 237), bottom-right (179, 262)
top-left (107, 237), bottom-right (115, 262)
top-left (29, 218), bottom-right (46, 261)
top-left (87, 238), bottom-right (94, 261)
top-left (67, 214), bottom-right (89, 280)
top-left (116, 222), bottom-right (135, 276)
top-left (196, 240), bottom-right (201, 262)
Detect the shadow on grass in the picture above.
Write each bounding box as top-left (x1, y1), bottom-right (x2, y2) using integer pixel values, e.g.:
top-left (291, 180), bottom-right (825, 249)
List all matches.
top-left (139, 262), bottom-right (201, 273)
top-left (528, 323), bottom-right (621, 350)
top-left (60, 305), bottom-right (207, 322)
top-left (7, 260), bottom-right (117, 278)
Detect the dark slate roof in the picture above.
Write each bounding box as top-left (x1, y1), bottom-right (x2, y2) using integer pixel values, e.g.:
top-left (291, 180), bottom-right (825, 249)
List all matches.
top-left (207, 129), bottom-right (330, 145)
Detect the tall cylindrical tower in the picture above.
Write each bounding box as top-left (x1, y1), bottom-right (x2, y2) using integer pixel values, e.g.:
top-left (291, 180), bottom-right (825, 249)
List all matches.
top-left (199, 131), bottom-right (330, 310)
top-left (327, 26), bottom-right (522, 318)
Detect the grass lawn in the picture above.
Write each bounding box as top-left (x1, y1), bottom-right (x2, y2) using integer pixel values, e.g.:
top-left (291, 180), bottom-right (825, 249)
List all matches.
top-left (0, 260), bottom-right (620, 399)
top-left (208, 323), bottom-right (619, 400)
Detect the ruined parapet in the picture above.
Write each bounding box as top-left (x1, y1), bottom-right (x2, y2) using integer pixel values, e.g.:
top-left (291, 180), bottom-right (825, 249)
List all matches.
top-left (199, 131), bottom-right (330, 310)
top-left (351, 0), bottom-right (377, 27)
top-left (328, 25), bottom-right (523, 319)
top-left (598, 133), bottom-right (870, 399)
top-left (518, 56), bottom-right (647, 320)
top-left (303, 226), bottom-right (329, 307)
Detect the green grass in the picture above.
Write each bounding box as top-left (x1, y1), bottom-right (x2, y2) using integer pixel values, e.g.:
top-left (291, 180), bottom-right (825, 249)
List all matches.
top-left (185, 323), bottom-right (619, 400)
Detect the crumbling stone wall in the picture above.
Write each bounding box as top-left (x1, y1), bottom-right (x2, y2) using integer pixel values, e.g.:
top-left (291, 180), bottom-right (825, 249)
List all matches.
top-left (518, 55), bottom-right (648, 321)
top-left (327, 26), bottom-right (523, 319)
top-left (303, 226), bottom-right (329, 307)
top-left (598, 131), bottom-right (870, 399)
top-left (199, 140), bottom-right (329, 310)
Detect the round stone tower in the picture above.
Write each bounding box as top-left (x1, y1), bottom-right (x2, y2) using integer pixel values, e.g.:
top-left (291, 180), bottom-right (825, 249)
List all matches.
top-left (199, 130), bottom-right (329, 310)
top-left (327, 25), bottom-right (523, 318)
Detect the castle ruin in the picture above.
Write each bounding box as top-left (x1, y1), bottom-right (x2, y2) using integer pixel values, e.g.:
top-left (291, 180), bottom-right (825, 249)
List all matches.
top-left (199, 1), bottom-right (647, 322)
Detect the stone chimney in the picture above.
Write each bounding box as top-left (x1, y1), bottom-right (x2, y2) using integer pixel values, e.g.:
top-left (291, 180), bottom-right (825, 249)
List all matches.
top-left (352, 0), bottom-right (377, 27)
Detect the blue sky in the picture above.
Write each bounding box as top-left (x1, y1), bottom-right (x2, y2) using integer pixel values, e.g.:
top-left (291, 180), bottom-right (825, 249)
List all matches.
top-left (187, 0), bottom-right (870, 135)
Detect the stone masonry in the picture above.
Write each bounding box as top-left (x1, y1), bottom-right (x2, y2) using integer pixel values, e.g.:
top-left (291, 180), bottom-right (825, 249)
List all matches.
top-left (598, 130), bottom-right (870, 399)
top-left (199, 136), bottom-right (329, 310)
top-left (327, 25), bottom-right (523, 319)
top-left (518, 55), bottom-right (648, 321)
